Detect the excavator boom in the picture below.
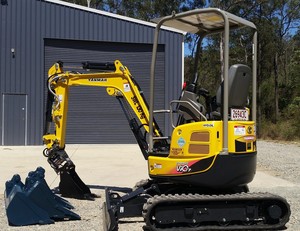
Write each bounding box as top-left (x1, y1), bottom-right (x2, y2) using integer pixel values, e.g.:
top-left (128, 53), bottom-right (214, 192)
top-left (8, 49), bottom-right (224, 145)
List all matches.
top-left (44, 60), bottom-right (161, 149)
top-left (43, 60), bottom-right (165, 198)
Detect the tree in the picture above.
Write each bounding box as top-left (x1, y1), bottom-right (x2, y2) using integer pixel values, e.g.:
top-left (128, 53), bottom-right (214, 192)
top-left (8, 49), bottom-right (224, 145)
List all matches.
top-left (62, 0), bottom-right (206, 21)
top-left (63, 0), bottom-right (88, 6)
top-left (62, 0), bottom-right (300, 139)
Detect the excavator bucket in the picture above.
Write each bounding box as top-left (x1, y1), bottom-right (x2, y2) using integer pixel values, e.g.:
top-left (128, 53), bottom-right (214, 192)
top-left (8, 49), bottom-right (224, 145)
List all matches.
top-left (58, 164), bottom-right (94, 200)
top-left (26, 167), bottom-right (74, 210)
top-left (5, 174), bottom-right (54, 226)
top-left (4, 167), bottom-right (80, 226)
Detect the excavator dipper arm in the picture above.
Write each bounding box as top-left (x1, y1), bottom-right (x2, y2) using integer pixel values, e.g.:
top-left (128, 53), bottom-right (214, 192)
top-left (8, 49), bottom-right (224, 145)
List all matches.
top-left (43, 60), bottom-right (164, 198)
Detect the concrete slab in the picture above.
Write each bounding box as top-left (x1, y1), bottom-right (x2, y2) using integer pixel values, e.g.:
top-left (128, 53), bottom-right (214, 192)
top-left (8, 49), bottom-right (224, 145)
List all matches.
top-left (0, 144), bottom-right (148, 193)
top-left (249, 171), bottom-right (296, 188)
top-left (0, 144), bottom-right (296, 193)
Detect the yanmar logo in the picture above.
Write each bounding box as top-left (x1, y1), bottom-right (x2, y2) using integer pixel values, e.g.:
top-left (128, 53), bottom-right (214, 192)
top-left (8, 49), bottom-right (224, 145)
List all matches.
top-left (88, 78), bottom-right (107, 82)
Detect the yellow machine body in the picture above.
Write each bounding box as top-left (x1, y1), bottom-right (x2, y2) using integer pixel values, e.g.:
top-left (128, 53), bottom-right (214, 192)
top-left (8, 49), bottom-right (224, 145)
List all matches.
top-left (148, 121), bottom-right (256, 177)
top-left (44, 60), bottom-right (257, 188)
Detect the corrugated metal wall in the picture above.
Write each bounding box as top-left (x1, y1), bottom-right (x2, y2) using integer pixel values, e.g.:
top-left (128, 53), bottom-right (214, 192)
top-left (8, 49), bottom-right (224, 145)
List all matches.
top-left (0, 0), bottom-right (183, 145)
top-left (44, 39), bottom-right (166, 143)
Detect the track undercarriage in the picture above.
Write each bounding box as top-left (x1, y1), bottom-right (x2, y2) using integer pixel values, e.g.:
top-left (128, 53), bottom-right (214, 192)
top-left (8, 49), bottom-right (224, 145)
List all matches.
top-left (103, 179), bottom-right (290, 231)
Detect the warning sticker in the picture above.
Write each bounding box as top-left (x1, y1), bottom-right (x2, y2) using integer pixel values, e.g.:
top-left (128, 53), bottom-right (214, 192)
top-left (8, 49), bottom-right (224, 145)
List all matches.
top-left (177, 137), bottom-right (186, 147)
top-left (124, 83), bottom-right (131, 92)
top-left (154, 163), bottom-right (162, 169)
top-left (244, 136), bottom-right (255, 140)
top-left (171, 148), bottom-right (183, 155)
top-left (234, 126), bottom-right (246, 136)
top-left (58, 95), bottom-right (63, 103)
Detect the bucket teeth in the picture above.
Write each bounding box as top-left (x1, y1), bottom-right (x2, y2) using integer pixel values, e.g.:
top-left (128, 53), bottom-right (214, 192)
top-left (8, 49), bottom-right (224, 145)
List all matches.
top-left (4, 167), bottom-right (80, 226)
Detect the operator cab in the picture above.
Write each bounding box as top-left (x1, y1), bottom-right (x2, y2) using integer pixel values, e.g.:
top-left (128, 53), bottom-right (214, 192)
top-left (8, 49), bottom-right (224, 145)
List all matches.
top-left (211, 64), bottom-right (252, 120)
top-left (175, 63), bottom-right (252, 125)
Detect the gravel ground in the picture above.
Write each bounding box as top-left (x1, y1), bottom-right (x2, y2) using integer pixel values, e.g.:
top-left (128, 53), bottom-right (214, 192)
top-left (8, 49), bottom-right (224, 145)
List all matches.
top-left (1, 140), bottom-right (299, 231)
top-left (252, 140), bottom-right (300, 231)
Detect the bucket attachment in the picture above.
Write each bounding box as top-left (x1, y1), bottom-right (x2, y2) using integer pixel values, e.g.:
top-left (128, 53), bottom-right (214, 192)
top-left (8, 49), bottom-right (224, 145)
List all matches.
top-left (44, 147), bottom-right (94, 200)
top-left (26, 166), bottom-right (74, 210)
top-left (4, 167), bottom-right (80, 226)
top-left (59, 163), bottom-right (94, 200)
top-left (4, 174), bottom-right (54, 226)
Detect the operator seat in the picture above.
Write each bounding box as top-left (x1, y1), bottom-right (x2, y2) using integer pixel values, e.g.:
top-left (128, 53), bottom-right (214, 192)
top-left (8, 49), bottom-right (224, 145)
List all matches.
top-left (177, 83), bottom-right (206, 125)
top-left (212, 64), bottom-right (251, 119)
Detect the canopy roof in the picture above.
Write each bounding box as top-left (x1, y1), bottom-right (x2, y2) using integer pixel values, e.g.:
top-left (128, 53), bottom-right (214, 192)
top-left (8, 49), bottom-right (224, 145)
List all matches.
top-left (152, 8), bottom-right (256, 34)
top-left (148, 8), bottom-right (257, 152)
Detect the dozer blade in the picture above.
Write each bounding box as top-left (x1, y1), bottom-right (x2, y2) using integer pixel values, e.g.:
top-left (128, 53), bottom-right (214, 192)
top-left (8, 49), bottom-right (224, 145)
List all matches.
top-left (102, 189), bottom-right (119, 231)
top-left (4, 167), bottom-right (80, 226)
top-left (102, 186), bottom-right (148, 231)
top-left (59, 164), bottom-right (94, 200)
top-left (102, 201), bottom-right (118, 231)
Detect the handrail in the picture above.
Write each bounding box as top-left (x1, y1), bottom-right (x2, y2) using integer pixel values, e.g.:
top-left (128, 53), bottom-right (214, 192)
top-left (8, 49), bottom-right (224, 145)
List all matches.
top-left (170, 100), bottom-right (207, 128)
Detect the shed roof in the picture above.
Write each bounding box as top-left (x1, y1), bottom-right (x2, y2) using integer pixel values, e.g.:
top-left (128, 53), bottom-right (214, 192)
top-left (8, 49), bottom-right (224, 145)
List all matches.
top-left (45, 0), bottom-right (184, 34)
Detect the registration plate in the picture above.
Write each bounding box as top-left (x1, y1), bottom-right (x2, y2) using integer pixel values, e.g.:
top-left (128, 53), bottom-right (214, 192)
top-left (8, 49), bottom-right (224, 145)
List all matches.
top-left (231, 108), bottom-right (249, 121)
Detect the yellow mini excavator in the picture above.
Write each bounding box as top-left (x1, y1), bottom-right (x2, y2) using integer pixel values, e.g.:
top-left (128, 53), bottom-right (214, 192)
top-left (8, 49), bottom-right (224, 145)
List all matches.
top-left (43, 8), bottom-right (290, 231)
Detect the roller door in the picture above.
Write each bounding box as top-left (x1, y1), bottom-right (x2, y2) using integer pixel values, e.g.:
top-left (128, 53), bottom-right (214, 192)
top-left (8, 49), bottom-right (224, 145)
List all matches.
top-left (44, 39), bottom-right (165, 144)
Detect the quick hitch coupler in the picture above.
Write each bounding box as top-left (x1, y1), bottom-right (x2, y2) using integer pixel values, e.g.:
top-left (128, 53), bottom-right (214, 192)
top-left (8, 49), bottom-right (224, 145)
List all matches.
top-left (43, 147), bottom-right (94, 200)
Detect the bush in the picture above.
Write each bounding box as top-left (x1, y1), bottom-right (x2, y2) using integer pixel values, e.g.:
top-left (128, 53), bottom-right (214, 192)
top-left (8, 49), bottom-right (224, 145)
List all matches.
top-left (259, 120), bottom-right (278, 140)
top-left (258, 96), bottom-right (300, 141)
top-left (259, 118), bottom-right (300, 141)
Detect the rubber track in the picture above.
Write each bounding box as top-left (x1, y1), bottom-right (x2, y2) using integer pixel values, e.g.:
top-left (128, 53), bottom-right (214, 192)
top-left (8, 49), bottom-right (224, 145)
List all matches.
top-left (142, 192), bottom-right (290, 231)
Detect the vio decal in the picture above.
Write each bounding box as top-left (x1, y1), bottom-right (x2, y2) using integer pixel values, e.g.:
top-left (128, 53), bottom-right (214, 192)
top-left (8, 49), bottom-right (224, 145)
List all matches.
top-left (176, 163), bottom-right (191, 173)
